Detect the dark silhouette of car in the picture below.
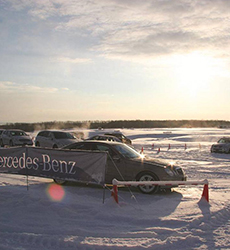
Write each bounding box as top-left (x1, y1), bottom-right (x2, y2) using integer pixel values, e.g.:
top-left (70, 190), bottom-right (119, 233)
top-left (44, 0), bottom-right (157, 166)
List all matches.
top-left (104, 132), bottom-right (132, 145)
top-left (56, 141), bottom-right (186, 194)
top-left (0, 129), bottom-right (33, 147)
top-left (211, 137), bottom-right (230, 153)
top-left (35, 130), bottom-right (79, 149)
top-left (86, 135), bottom-right (122, 142)
top-left (0, 129), bottom-right (4, 147)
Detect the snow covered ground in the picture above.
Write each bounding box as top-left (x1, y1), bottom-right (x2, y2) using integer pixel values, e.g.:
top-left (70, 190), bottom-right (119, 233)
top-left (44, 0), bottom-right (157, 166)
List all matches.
top-left (1, 127), bottom-right (230, 250)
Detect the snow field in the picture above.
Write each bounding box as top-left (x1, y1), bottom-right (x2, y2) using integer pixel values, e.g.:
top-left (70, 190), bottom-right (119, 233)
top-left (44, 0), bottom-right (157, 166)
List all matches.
top-left (0, 128), bottom-right (230, 249)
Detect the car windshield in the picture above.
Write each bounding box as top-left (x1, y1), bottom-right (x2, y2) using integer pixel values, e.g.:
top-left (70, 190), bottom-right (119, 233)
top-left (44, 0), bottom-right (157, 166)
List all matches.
top-left (10, 131), bottom-right (26, 136)
top-left (113, 144), bottom-right (142, 159)
top-left (218, 138), bottom-right (230, 143)
top-left (53, 132), bottom-right (75, 139)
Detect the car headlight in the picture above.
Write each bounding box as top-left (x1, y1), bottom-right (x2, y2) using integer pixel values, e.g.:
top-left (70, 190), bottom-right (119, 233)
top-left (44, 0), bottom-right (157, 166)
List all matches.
top-left (164, 166), bottom-right (174, 176)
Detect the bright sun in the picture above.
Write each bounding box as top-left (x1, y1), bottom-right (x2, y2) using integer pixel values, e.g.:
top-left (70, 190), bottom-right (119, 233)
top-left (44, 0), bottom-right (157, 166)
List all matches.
top-left (173, 52), bottom-right (215, 97)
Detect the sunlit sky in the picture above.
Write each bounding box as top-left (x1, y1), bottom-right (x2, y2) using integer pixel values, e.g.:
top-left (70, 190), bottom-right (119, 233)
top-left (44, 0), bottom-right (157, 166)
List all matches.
top-left (1, 0), bottom-right (230, 123)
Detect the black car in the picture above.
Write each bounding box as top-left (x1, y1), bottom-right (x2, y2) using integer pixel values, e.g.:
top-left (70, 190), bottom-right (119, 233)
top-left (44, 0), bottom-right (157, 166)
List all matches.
top-left (211, 137), bottom-right (230, 153)
top-left (104, 132), bottom-right (132, 145)
top-left (86, 135), bottom-right (121, 142)
top-left (58, 141), bottom-right (186, 194)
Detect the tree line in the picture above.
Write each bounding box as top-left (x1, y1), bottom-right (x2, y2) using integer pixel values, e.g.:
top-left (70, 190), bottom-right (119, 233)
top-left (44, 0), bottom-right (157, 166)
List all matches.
top-left (0, 120), bottom-right (230, 132)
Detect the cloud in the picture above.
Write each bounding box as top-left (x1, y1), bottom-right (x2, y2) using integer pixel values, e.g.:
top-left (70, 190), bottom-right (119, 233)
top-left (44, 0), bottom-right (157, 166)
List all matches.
top-left (56, 57), bottom-right (92, 64)
top-left (4, 0), bottom-right (230, 60)
top-left (0, 81), bottom-right (59, 93)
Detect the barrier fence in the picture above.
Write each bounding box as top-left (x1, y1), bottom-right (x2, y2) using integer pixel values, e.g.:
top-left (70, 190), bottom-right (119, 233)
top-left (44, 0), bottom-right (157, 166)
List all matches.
top-left (139, 143), bottom-right (204, 154)
top-left (111, 179), bottom-right (209, 204)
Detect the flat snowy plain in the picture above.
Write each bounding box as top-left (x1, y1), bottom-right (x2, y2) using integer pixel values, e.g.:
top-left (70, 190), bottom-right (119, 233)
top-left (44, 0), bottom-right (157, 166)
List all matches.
top-left (0, 127), bottom-right (230, 250)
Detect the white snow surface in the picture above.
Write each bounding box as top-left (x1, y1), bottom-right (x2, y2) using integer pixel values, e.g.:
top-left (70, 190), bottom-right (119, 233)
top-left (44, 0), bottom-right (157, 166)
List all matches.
top-left (1, 128), bottom-right (230, 250)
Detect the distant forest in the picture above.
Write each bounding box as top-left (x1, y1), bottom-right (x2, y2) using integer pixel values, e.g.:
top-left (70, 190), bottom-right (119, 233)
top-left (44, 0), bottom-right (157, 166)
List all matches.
top-left (0, 120), bottom-right (230, 132)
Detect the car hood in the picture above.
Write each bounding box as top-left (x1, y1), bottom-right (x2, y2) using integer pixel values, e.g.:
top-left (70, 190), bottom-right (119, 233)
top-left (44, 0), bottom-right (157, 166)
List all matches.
top-left (129, 157), bottom-right (172, 168)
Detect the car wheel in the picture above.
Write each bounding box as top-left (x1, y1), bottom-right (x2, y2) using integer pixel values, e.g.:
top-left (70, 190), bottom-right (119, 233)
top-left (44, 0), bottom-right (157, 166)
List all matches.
top-left (137, 172), bottom-right (159, 194)
top-left (53, 145), bottom-right (58, 149)
top-left (0, 139), bottom-right (4, 147)
top-left (35, 142), bottom-right (40, 147)
top-left (53, 179), bottom-right (67, 185)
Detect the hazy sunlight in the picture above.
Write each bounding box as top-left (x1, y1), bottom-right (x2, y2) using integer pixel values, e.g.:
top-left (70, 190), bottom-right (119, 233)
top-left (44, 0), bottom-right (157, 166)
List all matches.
top-left (173, 52), bottom-right (217, 98)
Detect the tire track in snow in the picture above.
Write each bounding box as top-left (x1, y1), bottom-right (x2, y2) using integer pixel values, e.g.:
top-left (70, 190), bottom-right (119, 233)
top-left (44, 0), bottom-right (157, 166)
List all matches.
top-left (0, 232), bottom-right (86, 250)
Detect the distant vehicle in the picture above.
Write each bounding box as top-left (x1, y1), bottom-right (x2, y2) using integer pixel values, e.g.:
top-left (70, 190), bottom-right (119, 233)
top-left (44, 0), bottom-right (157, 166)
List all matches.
top-left (35, 130), bottom-right (79, 149)
top-left (0, 129), bottom-right (4, 138)
top-left (55, 141), bottom-right (186, 194)
top-left (211, 137), bottom-right (230, 153)
top-left (0, 129), bottom-right (33, 147)
top-left (104, 132), bottom-right (132, 145)
top-left (0, 129), bottom-right (5, 147)
top-left (86, 135), bottom-right (121, 142)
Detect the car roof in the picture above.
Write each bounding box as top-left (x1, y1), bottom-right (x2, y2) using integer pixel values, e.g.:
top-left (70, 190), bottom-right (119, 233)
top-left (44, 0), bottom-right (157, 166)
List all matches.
top-left (63, 140), bottom-right (124, 150)
top-left (90, 134), bottom-right (120, 139)
top-left (38, 130), bottom-right (73, 135)
top-left (4, 129), bottom-right (24, 131)
top-left (39, 130), bottom-right (67, 132)
top-left (73, 140), bottom-right (123, 146)
top-left (105, 132), bottom-right (123, 135)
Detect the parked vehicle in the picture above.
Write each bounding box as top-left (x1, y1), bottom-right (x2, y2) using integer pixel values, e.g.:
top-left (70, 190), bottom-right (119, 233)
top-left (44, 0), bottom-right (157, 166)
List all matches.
top-left (35, 130), bottom-right (79, 149)
top-left (0, 129), bottom-right (5, 147)
top-left (0, 129), bottom-right (33, 147)
top-left (104, 132), bottom-right (132, 145)
top-left (211, 137), bottom-right (230, 153)
top-left (55, 141), bottom-right (186, 194)
top-left (86, 135), bottom-right (122, 142)
top-left (0, 129), bottom-right (4, 137)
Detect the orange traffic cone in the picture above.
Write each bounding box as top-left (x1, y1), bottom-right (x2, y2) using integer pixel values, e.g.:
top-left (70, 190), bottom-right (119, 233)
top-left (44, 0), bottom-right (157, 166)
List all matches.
top-left (201, 184), bottom-right (209, 202)
top-left (111, 185), bottom-right (119, 204)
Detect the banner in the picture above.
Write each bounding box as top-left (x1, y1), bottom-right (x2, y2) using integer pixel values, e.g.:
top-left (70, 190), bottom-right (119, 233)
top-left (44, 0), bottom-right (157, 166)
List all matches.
top-left (0, 147), bottom-right (107, 185)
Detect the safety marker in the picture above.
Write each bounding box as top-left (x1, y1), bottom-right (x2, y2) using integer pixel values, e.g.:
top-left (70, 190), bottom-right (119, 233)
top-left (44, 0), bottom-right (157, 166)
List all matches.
top-left (111, 185), bottom-right (118, 203)
top-left (201, 183), bottom-right (209, 202)
top-left (157, 147), bottom-right (160, 154)
top-left (140, 147), bottom-right (144, 154)
top-left (168, 144), bottom-right (171, 150)
top-left (111, 179), bottom-right (209, 204)
top-left (152, 144), bottom-right (154, 150)
top-left (185, 144), bottom-right (187, 150)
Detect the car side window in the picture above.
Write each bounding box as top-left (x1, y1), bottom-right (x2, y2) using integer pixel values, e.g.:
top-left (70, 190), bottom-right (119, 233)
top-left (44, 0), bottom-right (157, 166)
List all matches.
top-left (48, 132), bottom-right (53, 138)
top-left (94, 144), bottom-right (116, 157)
top-left (43, 131), bottom-right (50, 137)
top-left (38, 131), bottom-right (48, 137)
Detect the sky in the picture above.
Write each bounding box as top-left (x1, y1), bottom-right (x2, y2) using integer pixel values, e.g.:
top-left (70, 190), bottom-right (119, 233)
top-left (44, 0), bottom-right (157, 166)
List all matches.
top-left (1, 0), bottom-right (230, 123)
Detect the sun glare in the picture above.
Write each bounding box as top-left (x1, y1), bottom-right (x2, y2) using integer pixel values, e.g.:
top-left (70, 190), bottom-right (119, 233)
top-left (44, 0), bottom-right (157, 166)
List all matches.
top-left (47, 183), bottom-right (65, 202)
top-left (172, 52), bottom-right (216, 98)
